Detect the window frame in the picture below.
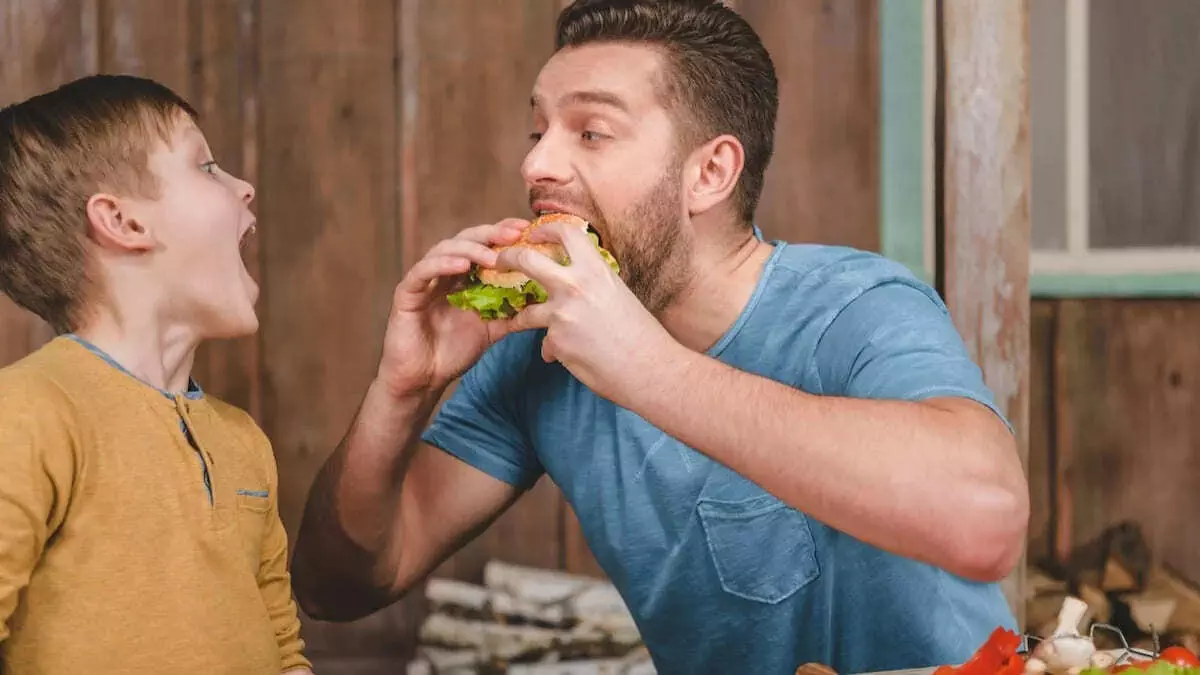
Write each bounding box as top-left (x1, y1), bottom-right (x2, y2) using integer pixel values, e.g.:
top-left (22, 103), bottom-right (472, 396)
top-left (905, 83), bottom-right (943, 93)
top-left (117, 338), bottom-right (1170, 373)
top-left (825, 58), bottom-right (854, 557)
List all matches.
top-left (879, 0), bottom-right (1200, 298)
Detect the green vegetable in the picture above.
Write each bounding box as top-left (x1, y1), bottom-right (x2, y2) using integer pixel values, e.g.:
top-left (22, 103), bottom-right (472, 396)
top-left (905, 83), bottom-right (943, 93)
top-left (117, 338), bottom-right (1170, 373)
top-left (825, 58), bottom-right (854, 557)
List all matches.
top-left (447, 277), bottom-right (549, 320)
top-left (588, 231), bottom-right (621, 273)
top-left (446, 230), bottom-right (620, 320)
top-left (1078, 663), bottom-right (1200, 675)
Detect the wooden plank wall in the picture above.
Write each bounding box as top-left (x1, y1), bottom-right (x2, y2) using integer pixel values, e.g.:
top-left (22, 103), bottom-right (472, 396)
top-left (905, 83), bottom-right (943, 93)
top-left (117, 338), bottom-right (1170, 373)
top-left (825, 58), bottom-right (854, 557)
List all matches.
top-left (1027, 299), bottom-right (1200, 585)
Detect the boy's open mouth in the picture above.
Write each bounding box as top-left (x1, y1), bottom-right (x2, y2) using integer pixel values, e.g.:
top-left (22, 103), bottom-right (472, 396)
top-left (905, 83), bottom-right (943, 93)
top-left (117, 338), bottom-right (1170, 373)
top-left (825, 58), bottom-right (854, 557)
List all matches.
top-left (239, 222), bottom-right (256, 251)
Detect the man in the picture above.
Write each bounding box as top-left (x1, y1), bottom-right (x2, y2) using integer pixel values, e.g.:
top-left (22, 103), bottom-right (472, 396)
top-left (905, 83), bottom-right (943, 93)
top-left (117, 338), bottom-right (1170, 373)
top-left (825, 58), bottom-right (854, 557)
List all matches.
top-left (291, 1), bottom-right (1029, 673)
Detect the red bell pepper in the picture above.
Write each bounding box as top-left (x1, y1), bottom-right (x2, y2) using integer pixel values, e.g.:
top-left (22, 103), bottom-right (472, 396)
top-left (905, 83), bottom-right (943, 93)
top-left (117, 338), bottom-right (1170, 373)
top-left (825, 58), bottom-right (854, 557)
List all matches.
top-left (937, 628), bottom-right (1024, 675)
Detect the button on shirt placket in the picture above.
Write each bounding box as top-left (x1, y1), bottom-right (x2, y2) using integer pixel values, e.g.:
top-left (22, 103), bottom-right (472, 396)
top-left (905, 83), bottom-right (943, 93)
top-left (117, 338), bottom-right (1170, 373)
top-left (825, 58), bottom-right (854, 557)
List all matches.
top-left (173, 396), bottom-right (215, 508)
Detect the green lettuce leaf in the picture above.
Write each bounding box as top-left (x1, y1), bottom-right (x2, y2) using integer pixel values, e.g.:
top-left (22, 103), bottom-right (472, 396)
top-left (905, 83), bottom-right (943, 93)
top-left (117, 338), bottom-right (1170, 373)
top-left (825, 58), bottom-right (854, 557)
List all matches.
top-left (447, 279), bottom-right (549, 320)
top-left (587, 231), bottom-right (621, 275)
top-left (446, 233), bottom-right (619, 320)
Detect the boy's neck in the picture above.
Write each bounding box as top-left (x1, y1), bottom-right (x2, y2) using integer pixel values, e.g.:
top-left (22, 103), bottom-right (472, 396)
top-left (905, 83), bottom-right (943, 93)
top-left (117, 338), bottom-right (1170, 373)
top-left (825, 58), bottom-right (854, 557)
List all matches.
top-left (73, 311), bottom-right (200, 395)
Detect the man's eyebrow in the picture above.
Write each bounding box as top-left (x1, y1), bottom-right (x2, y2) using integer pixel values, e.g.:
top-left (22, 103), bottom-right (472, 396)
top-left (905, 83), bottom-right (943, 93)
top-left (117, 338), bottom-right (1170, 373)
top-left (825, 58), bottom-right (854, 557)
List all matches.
top-left (530, 90), bottom-right (629, 113)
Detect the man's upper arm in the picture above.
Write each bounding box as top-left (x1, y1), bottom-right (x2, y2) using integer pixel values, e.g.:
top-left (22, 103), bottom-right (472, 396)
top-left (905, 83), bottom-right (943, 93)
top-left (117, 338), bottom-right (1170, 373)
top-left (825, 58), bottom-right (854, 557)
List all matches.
top-left (421, 332), bottom-right (545, 490)
top-left (814, 280), bottom-right (1011, 430)
top-left (0, 378), bottom-right (75, 642)
top-left (378, 333), bottom-right (543, 589)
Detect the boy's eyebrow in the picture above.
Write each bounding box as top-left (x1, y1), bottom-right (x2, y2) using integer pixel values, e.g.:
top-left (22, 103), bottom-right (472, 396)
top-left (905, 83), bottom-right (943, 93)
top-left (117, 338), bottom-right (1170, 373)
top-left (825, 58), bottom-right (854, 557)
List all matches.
top-left (179, 126), bottom-right (215, 157)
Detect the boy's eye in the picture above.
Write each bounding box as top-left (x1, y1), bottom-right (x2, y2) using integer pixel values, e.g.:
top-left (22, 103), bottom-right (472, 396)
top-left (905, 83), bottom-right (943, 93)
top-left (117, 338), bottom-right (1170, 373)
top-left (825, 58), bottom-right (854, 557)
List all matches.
top-left (581, 131), bottom-right (606, 143)
top-left (200, 161), bottom-right (218, 176)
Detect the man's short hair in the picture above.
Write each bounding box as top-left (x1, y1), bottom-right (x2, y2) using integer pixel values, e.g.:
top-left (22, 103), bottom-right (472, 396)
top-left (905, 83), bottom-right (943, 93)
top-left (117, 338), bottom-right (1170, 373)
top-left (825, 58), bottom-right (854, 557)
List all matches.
top-left (0, 74), bottom-right (197, 333)
top-left (556, 0), bottom-right (779, 225)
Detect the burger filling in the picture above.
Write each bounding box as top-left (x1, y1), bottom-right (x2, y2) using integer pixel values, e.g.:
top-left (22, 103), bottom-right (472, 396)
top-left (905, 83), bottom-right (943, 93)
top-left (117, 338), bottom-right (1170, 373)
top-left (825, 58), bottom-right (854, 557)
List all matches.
top-left (448, 227), bottom-right (619, 320)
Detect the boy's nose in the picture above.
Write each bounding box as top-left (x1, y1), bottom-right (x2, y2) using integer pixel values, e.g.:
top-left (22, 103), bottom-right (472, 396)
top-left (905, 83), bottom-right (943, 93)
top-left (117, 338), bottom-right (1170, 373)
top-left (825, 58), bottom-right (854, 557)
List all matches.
top-left (238, 178), bottom-right (256, 205)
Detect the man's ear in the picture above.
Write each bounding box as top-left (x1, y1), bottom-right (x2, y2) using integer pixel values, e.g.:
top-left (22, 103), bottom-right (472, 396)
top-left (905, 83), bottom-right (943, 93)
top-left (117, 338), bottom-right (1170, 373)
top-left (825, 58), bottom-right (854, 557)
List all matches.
top-left (85, 193), bottom-right (155, 252)
top-left (684, 134), bottom-right (744, 217)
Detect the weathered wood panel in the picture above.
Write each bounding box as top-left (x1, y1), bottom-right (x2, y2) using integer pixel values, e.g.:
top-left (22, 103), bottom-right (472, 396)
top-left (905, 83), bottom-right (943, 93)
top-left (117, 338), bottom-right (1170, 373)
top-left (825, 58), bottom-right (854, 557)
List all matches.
top-left (0, 0), bottom-right (95, 365)
top-left (941, 0), bottom-right (1032, 622)
top-left (1088, 0), bottom-right (1200, 248)
top-left (256, 0), bottom-right (405, 659)
top-left (1053, 299), bottom-right (1200, 582)
top-left (189, 0), bottom-right (265, 420)
top-left (1029, 0), bottom-right (1067, 252)
top-left (740, 0), bottom-right (880, 250)
top-left (100, 0), bottom-right (188, 86)
top-left (1028, 300), bottom-right (1056, 566)
top-left (403, 0), bottom-right (566, 587)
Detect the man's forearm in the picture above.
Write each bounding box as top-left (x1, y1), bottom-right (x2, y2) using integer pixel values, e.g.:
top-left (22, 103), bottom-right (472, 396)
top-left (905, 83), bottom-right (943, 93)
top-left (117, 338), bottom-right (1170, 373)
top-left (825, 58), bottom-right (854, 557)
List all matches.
top-left (291, 379), bottom-right (441, 620)
top-left (618, 345), bottom-right (1028, 582)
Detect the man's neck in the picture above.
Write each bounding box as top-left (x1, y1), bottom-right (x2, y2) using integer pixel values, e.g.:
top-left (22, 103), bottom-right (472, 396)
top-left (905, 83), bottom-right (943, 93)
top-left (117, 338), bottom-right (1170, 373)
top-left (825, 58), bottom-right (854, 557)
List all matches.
top-left (658, 230), bottom-right (775, 354)
top-left (73, 308), bottom-right (200, 395)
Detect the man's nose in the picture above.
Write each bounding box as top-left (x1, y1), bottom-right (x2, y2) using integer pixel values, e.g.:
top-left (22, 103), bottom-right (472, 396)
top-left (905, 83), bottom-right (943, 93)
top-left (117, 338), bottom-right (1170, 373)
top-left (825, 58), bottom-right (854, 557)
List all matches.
top-left (521, 131), bottom-right (571, 185)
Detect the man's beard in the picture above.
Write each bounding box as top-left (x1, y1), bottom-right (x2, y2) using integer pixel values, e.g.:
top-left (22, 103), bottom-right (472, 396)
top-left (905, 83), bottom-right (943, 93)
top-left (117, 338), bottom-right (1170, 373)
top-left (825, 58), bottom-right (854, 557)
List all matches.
top-left (600, 164), bottom-right (693, 314)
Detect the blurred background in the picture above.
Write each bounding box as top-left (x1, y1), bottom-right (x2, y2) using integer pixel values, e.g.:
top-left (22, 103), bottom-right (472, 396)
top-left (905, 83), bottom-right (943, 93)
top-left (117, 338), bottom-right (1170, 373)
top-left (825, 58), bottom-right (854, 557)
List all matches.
top-left (1, 0), bottom-right (1197, 673)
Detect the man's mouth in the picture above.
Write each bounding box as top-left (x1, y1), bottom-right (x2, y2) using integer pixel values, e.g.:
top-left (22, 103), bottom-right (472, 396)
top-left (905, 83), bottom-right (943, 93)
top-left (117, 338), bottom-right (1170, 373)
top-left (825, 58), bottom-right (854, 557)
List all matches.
top-left (530, 203), bottom-right (606, 247)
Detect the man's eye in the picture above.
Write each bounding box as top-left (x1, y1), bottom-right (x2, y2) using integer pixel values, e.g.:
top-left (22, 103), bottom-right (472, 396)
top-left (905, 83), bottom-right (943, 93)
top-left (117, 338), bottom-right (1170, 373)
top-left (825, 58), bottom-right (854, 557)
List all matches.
top-left (529, 132), bottom-right (543, 143)
top-left (581, 131), bottom-right (606, 142)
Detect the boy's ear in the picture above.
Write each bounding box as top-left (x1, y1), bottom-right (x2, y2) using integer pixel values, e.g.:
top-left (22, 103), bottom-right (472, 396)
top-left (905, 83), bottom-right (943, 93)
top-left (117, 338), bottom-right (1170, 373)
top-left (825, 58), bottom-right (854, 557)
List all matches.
top-left (85, 193), bottom-right (155, 253)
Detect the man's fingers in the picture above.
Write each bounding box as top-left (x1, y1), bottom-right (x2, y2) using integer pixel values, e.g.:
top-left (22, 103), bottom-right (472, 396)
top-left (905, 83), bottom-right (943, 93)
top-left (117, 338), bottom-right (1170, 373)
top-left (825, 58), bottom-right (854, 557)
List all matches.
top-left (507, 301), bottom-right (554, 334)
top-left (427, 238), bottom-right (500, 268)
top-left (402, 231), bottom-right (523, 297)
top-left (454, 219), bottom-right (529, 246)
top-left (398, 255), bottom-right (471, 294)
top-left (495, 245), bottom-right (572, 291)
top-left (528, 221), bottom-right (605, 271)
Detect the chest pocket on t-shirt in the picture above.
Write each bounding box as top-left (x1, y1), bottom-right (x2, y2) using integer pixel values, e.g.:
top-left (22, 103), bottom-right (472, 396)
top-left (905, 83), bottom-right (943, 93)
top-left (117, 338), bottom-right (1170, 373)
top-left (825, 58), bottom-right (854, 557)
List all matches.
top-left (697, 492), bottom-right (820, 604)
top-left (232, 489), bottom-right (270, 570)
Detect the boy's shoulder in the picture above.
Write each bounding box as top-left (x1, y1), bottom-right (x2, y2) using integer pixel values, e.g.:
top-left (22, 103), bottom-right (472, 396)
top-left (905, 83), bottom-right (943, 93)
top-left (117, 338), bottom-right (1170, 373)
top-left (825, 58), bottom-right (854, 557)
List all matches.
top-left (0, 342), bottom-right (83, 471)
top-left (0, 339), bottom-right (80, 414)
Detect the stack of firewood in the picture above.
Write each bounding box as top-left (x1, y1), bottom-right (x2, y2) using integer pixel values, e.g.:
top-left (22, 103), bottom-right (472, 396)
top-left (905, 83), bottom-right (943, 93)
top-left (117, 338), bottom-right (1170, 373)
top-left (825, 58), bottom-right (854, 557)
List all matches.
top-left (1026, 521), bottom-right (1200, 654)
top-left (406, 561), bottom-right (656, 675)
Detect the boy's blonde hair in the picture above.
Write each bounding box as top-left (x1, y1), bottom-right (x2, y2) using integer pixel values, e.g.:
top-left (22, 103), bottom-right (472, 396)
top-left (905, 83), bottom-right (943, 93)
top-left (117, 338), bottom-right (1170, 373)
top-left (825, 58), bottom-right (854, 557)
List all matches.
top-left (0, 74), bottom-right (198, 333)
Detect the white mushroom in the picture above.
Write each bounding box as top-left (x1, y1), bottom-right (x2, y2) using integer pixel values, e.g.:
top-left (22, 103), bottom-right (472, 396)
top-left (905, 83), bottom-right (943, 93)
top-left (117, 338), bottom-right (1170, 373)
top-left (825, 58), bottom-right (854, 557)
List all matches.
top-left (1032, 597), bottom-right (1097, 674)
top-left (1025, 656), bottom-right (1048, 675)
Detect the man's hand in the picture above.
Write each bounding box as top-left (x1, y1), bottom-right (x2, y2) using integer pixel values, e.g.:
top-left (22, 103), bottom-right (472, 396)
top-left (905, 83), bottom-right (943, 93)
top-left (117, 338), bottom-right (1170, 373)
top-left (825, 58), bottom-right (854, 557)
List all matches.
top-left (495, 219), bottom-right (684, 404)
top-left (376, 219), bottom-right (528, 396)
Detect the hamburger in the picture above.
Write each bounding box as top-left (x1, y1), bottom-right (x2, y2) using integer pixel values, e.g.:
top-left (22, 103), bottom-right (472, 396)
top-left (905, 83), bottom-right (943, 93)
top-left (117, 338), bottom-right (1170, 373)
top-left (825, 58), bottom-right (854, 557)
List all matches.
top-left (447, 213), bottom-right (620, 320)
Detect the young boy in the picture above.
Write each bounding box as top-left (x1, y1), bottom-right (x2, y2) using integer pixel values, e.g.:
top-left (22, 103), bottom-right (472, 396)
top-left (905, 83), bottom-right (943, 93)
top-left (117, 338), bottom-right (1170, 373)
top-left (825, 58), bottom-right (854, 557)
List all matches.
top-left (0, 75), bottom-right (311, 673)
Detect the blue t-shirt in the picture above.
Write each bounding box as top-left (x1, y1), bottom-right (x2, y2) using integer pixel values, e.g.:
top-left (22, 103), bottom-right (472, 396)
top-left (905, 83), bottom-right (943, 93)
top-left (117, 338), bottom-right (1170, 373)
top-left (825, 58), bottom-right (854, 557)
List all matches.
top-left (423, 243), bottom-right (1017, 675)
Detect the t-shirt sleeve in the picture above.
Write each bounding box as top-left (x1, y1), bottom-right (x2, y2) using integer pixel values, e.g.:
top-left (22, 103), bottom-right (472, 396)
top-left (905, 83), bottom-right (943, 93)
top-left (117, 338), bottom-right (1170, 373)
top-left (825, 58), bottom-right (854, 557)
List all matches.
top-left (421, 332), bottom-right (544, 490)
top-left (0, 377), bottom-right (76, 642)
top-left (814, 280), bottom-right (1012, 432)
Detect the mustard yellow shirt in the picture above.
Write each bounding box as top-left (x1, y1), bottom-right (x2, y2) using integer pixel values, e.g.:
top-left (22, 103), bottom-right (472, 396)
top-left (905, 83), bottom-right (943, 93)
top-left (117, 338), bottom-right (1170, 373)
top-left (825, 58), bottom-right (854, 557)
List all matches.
top-left (0, 336), bottom-right (309, 673)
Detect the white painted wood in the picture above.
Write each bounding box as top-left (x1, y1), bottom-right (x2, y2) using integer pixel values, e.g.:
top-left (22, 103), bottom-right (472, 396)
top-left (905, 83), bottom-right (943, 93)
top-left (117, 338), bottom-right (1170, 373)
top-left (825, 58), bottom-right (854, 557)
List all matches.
top-left (1065, 0), bottom-right (1089, 255)
top-left (1033, 249), bottom-right (1200, 274)
top-left (923, 0), bottom-right (936, 276)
